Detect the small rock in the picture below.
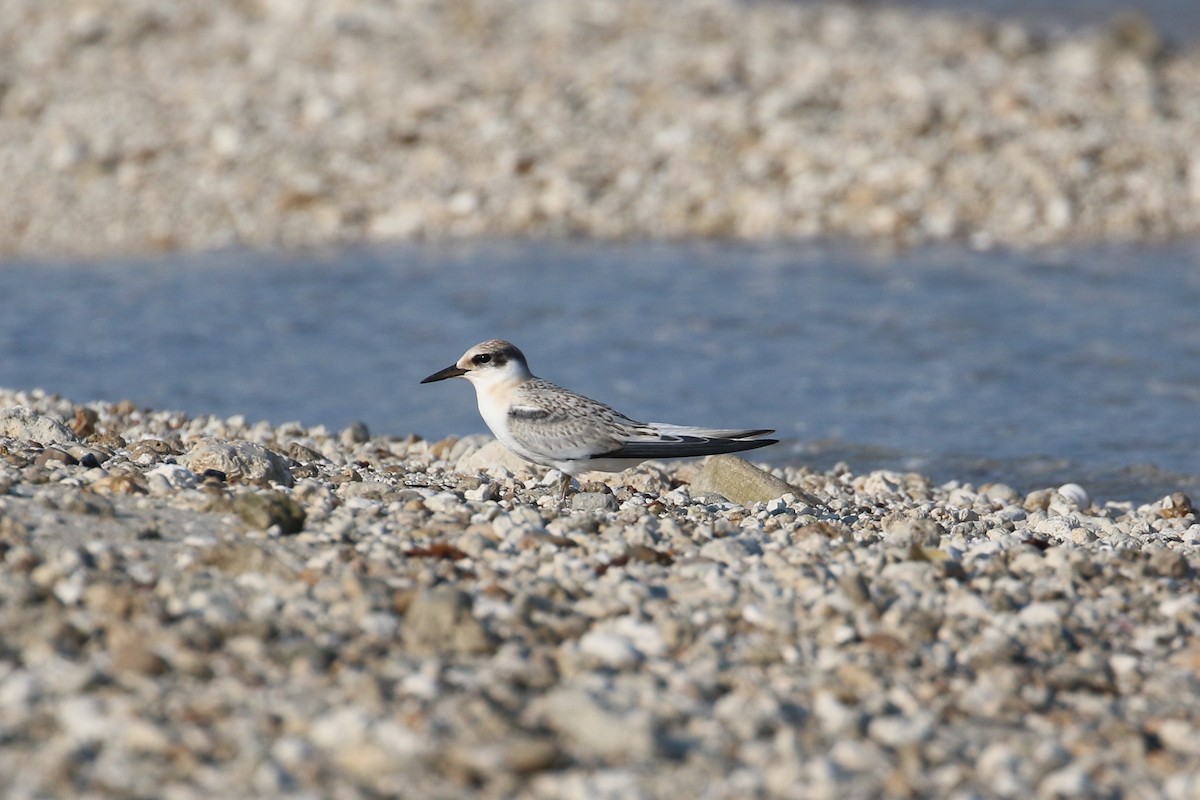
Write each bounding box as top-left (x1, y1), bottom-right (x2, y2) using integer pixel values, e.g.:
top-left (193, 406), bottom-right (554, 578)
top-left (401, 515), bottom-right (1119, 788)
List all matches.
top-left (233, 491), bottom-right (306, 533)
top-left (868, 712), bottom-right (934, 747)
top-left (1037, 763), bottom-right (1092, 797)
top-left (87, 431), bottom-right (126, 449)
top-left (145, 464), bottom-right (198, 494)
top-left (286, 442), bottom-right (326, 463)
top-left (1154, 719), bottom-right (1200, 756)
top-left (1056, 483), bottom-right (1090, 510)
top-left (67, 445), bottom-right (108, 468)
top-left (402, 586), bottom-right (491, 656)
top-left (1148, 548), bottom-right (1189, 578)
top-left (882, 515), bottom-right (944, 548)
top-left (446, 735), bottom-right (562, 780)
top-left (464, 481), bottom-right (499, 502)
top-left (578, 630), bottom-right (642, 669)
top-left (1159, 492), bottom-right (1195, 519)
top-left (340, 421), bottom-right (370, 445)
top-left (123, 719), bottom-right (172, 755)
top-left (537, 687), bottom-right (656, 762)
top-left (501, 737), bottom-right (561, 774)
top-left (979, 483), bottom-right (1019, 504)
top-left (34, 447), bottom-right (78, 467)
top-left (89, 472), bottom-right (148, 495)
top-left (70, 407), bottom-right (98, 438)
top-left (424, 492), bottom-right (462, 513)
top-left (571, 491), bottom-right (617, 512)
top-left (107, 626), bottom-right (170, 676)
top-left (699, 536), bottom-right (763, 564)
top-left (128, 439), bottom-right (182, 464)
top-left (837, 570), bottom-right (873, 605)
top-left (200, 542), bottom-right (295, 578)
top-left (813, 691), bottom-right (861, 736)
top-left (337, 481), bottom-right (395, 501)
top-left (55, 492), bottom-right (116, 517)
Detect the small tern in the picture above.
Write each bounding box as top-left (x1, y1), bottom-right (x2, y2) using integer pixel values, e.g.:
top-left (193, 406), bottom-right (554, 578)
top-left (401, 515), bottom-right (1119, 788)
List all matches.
top-left (421, 339), bottom-right (778, 498)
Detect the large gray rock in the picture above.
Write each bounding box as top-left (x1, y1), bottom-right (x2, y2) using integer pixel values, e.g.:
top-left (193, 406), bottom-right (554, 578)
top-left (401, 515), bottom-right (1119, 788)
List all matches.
top-left (183, 439), bottom-right (293, 486)
top-left (689, 454), bottom-right (798, 506)
top-left (456, 439), bottom-right (536, 478)
top-left (0, 407), bottom-right (77, 446)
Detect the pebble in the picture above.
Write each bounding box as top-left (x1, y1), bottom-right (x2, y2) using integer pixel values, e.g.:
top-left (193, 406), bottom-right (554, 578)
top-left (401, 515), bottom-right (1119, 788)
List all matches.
top-left (882, 515), bottom-right (944, 548)
top-left (867, 712), bottom-right (934, 747)
top-left (145, 463), bottom-right (198, 494)
top-left (570, 492), bottom-right (618, 513)
top-left (0, 387), bottom-right (1197, 798)
top-left (233, 490), bottom-right (307, 534)
top-left (464, 481), bottom-right (499, 503)
top-left (577, 630), bottom-right (643, 669)
top-left (700, 536), bottom-right (764, 564)
top-left (1056, 483), bottom-right (1091, 510)
top-left (401, 586), bottom-right (492, 657)
top-left (537, 687), bottom-right (657, 763)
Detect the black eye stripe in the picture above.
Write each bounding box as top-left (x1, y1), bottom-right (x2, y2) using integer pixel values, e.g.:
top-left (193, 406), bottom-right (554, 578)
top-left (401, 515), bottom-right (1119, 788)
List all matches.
top-left (472, 352), bottom-right (509, 366)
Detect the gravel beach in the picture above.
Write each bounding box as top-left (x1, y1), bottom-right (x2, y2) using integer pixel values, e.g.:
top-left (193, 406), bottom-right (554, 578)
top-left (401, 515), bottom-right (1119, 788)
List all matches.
top-left (3, 0), bottom-right (1200, 258)
top-left (5, 1), bottom-right (1200, 796)
top-left (2, 388), bottom-right (1199, 798)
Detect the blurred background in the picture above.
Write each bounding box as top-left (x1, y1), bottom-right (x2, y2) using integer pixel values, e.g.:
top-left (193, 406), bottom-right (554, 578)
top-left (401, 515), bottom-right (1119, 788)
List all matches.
top-left (1, 0), bottom-right (1199, 501)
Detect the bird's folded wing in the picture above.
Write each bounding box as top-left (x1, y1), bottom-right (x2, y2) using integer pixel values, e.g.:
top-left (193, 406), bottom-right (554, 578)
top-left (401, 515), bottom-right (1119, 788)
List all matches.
top-left (505, 402), bottom-right (628, 461)
top-left (647, 424), bottom-right (775, 440)
top-left (593, 433), bottom-right (778, 460)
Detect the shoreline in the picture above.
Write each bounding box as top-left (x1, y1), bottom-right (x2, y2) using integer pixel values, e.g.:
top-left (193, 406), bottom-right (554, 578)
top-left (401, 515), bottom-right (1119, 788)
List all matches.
top-left (1, 389), bottom-right (1198, 797)
top-left (3, 1), bottom-right (1200, 259)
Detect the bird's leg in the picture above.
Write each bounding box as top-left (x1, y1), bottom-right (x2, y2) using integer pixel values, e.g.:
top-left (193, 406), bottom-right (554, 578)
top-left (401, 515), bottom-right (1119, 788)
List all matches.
top-left (558, 473), bottom-right (572, 502)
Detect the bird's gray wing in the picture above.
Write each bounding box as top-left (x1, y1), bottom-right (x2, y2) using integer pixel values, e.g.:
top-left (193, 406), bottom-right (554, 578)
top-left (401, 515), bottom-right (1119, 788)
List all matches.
top-left (647, 424), bottom-right (775, 440)
top-left (593, 425), bottom-right (777, 460)
top-left (505, 379), bottom-right (651, 461)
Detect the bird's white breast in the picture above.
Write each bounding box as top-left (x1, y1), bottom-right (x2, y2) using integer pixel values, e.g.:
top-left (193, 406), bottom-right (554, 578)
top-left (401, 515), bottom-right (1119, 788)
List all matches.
top-left (474, 379), bottom-right (538, 459)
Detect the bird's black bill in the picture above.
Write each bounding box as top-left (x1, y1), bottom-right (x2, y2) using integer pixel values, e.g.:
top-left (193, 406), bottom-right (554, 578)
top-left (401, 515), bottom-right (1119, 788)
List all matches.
top-left (420, 365), bottom-right (468, 383)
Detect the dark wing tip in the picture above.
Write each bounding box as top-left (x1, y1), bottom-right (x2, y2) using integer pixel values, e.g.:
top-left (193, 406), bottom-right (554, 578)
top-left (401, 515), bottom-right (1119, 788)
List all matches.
top-left (734, 429), bottom-right (774, 439)
top-left (594, 435), bottom-right (779, 461)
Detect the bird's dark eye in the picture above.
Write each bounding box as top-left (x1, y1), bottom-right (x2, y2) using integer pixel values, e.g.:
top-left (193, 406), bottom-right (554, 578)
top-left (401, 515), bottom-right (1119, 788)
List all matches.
top-left (473, 353), bottom-right (492, 365)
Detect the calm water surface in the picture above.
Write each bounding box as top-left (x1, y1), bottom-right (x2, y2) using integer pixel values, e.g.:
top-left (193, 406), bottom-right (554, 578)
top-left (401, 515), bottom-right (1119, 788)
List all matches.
top-left (3, 240), bottom-right (1199, 502)
top-left (897, 0), bottom-right (1200, 42)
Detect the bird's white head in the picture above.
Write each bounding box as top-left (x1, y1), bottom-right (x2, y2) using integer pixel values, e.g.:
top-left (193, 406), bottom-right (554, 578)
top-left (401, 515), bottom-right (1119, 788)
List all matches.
top-left (420, 339), bottom-right (533, 388)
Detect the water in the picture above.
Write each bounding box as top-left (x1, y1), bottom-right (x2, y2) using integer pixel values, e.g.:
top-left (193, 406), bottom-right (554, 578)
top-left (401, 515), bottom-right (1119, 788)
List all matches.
top-left (895, 0), bottom-right (1200, 43)
top-left (3, 240), bottom-right (1200, 503)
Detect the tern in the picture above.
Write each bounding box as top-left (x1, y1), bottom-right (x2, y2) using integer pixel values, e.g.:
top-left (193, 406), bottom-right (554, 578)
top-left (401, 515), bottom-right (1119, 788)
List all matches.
top-left (421, 339), bottom-right (777, 499)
